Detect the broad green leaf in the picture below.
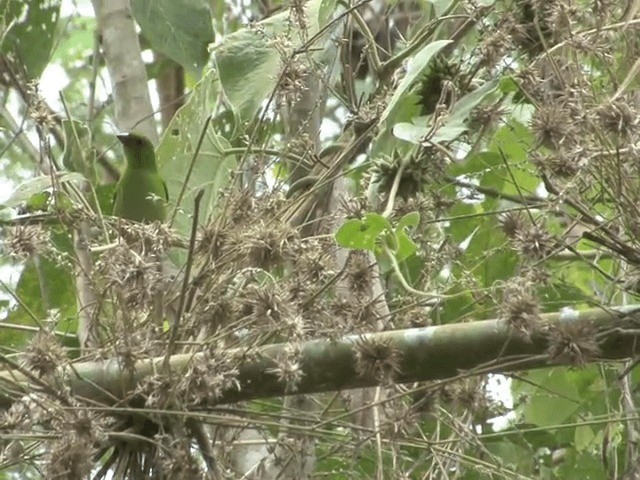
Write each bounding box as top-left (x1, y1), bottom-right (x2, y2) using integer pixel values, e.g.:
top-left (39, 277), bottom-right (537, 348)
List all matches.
top-left (499, 75), bottom-right (519, 95)
top-left (552, 449), bottom-right (606, 479)
top-left (51, 15), bottom-right (95, 63)
top-left (380, 40), bottom-right (451, 125)
top-left (445, 79), bottom-right (499, 126)
top-left (131, 0), bottom-right (214, 72)
top-left (4, 232), bottom-right (77, 349)
top-left (444, 201), bottom-right (477, 243)
top-left (393, 80), bottom-right (499, 144)
top-left (489, 121), bottom-right (538, 195)
top-left (1, 0), bottom-right (60, 78)
top-left (24, 191), bottom-right (51, 213)
top-left (335, 213), bottom-right (392, 251)
top-left (394, 229), bottom-right (418, 262)
top-left (392, 122), bottom-right (427, 144)
top-left (397, 211), bottom-right (420, 230)
top-left (213, 0), bottom-right (337, 122)
top-left (574, 425), bottom-right (596, 451)
top-left (214, 30), bottom-right (280, 123)
top-left (490, 120), bottom-right (533, 160)
top-left (515, 369), bottom-right (582, 428)
top-left (447, 151), bottom-right (502, 177)
top-left (393, 212), bottom-right (420, 261)
top-left (157, 70), bottom-right (235, 246)
top-left (459, 216), bottom-right (516, 287)
top-left (2, 172), bottom-right (85, 209)
top-left (430, 0), bottom-right (457, 15)
top-left (484, 440), bottom-right (534, 472)
top-left (318, 0), bottom-right (338, 27)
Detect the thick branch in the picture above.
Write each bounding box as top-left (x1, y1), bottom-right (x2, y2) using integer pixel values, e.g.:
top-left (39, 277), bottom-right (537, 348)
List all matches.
top-left (1, 306), bottom-right (639, 410)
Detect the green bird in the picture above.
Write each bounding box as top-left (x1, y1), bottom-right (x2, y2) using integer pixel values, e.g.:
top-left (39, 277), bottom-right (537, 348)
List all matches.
top-left (113, 133), bottom-right (168, 223)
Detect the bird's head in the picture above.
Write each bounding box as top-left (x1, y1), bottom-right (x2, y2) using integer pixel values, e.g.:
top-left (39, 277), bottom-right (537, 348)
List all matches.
top-left (116, 133), bottom-right (157, 170)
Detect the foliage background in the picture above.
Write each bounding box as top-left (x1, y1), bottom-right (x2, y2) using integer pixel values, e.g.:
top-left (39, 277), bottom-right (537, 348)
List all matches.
top-left (0, 0), bottom-right (639, 478)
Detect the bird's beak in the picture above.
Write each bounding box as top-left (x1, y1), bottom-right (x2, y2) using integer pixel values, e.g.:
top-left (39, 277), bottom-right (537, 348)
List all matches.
top-left (115, 133), bottom-right (129, 143)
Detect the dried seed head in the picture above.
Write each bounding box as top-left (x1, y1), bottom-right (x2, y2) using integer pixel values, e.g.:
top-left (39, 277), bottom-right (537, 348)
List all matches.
top-left (440, 378), bottom-right (486, 412)
top-left (521, 265), bottom-right (552, 286)
top-left (198, 292), bottom-right (237, 332)
top-left (330, 296), bottom-right (384, 333)
top-left (177, 346), bottom-right (240, 405)
top-left (235, 220), bottom-right (297, 269)
top-left (513, 221), bottom-right (553, 260)
top-left (196, 222), bottom-right (226, 260)
top-left (115, 221), bottom-right (175, 255)
top-left (500, 278), bottom-right (541, 338)
top-left (290, 238), bottom-right (333, 282)
top-left (26, 81), bottom-right (56, 131)
top-left (23, 331), bottom-right (66, 377)
top-left (469, 103), bottom-right (507, 132)
top-left (345, 251), bottom-right (373, 294)
top-left (238, 283), bottom-right (293, 327)
top-left (478, 27), bottom-right (513, 69)
top-left (339, 194), bottom-right (368, 219)
top-left (382, 398), bottom-right (418, 438)
top-left (2, 393), bottom-right (52, 430)
top-left (596, 98), bottom-right (639, 139)
top-left (98, 243), bottom-right (166, 310)
top-left (499, 211), bottom-right (526, 239)
top-left (156, 436), bottom-right (203, 478)
top-left (353, 336), bottom-right (402, 383)
top-left (268, 342), bottom-right (304, 389)
top-left (4, 225), bottom-right (51, 260)
top-left (547, 319), bottom-right (600, 367)
top-left (530, 150), bottom-right (582, 178)
top-left (392, 194), bottom-right (434, 221)
top-left (271, 36), bottom-right (308, 105)
top-left (531, 103), bottom-right (574, 149)
top-left (45, 432), bottom-right (94, 479)
top-left (513, 67), bottom-right (546, 104)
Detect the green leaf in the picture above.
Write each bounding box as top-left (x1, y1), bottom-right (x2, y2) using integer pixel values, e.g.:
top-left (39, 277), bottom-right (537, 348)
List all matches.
top-left (446, 79), bottom-right (499, 126)
top-left (394, 229), bottom-right (418, 262)
top-left (213, 0), bottom-right (335, 122)
top-left (318, 0), bottom-right (338, 27)
top-left (397, 211), bottom-right (420, 230)
top-left (380, 40), bottom-right (451, 125)
top-left (489, 121), bottom-right (538, 195)
top-left (393, 212), bottom-right (420, 261)
top-left (51, 15), bottom-right (95, 63)
top-left (1, 0), bottom-right (60, 78)
top-left (499, 75), bottom-right (520, 94)
top-left (4, 232), bottom-right (77, 349)
top-left (574, 425), bottom-right (596, 452)
top-left (393, 80), bottom-right (499, 144)
top-left (335, 213), bottom-right (392, 251)
top-left (24, 191), bottom-right (51, 213)
top-left (130, 0), bottom-right (214, 72)
top-left (515, 369), bottom-right (581, 428)
top-left (447, 151), bottom-right (502, 176)
top-left (382, 231), bottom-right (398, 252)
top-left (483, 439), bottom-right (534, 472)
top-left (157, 70), bottom-right (235, 247)
top-left (2, 172), bottom-right (85, 209)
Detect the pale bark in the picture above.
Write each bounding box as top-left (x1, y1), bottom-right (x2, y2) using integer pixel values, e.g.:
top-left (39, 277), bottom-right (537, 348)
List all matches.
top-left (91, 0), bottom-right (158, 143)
